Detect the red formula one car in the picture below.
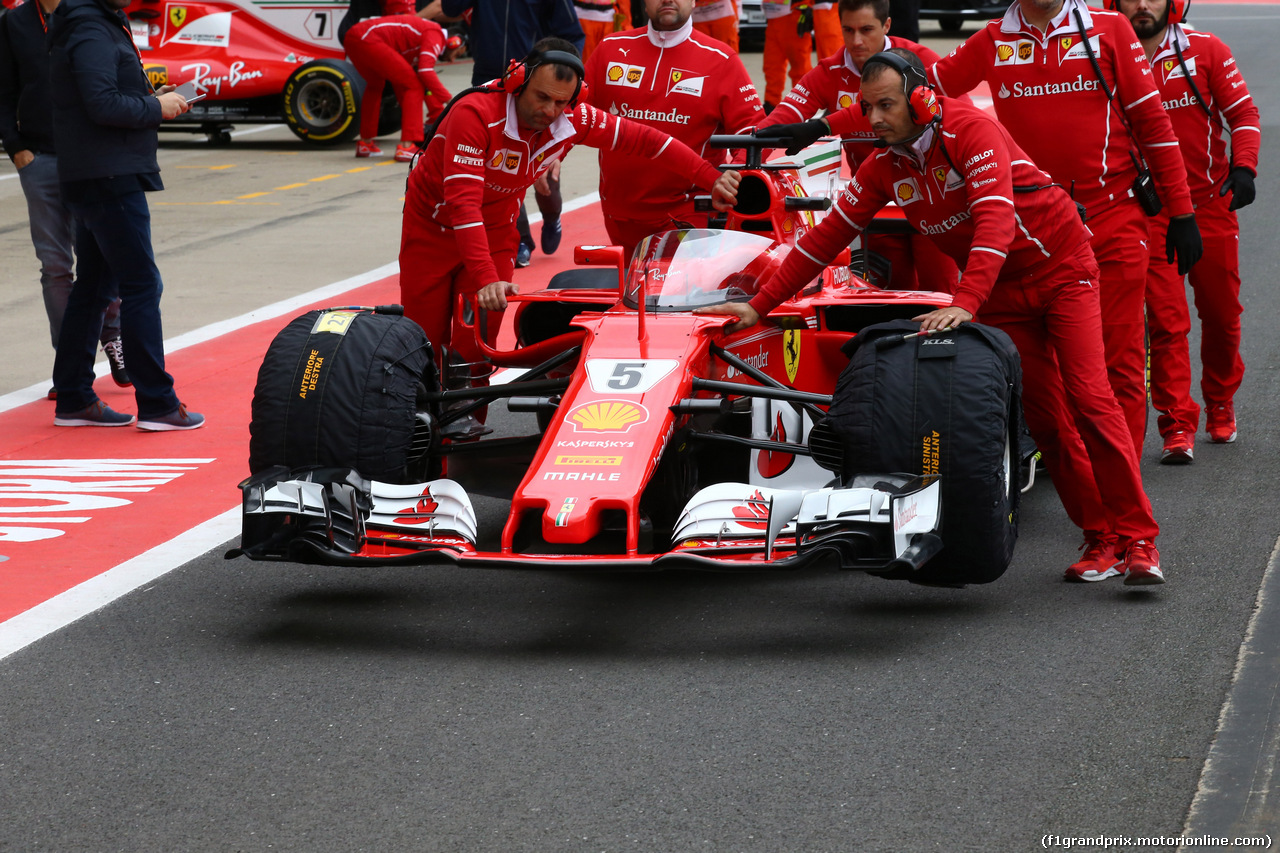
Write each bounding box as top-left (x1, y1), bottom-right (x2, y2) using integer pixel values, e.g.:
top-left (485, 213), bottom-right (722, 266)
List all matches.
top-left (119, 0), bottom-right (398, 143)
top-left (232, 136), bottom-right (1021, 584)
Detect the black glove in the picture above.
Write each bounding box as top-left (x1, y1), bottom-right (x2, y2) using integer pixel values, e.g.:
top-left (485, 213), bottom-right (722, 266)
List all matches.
top-left (796, 6), bottom-right (814, 34)
top-left (1219, 166), bottom-right (1255, 211)
top-left (754, 119), bottom-right (827, 156)
top-left (1165, 214), bottom-right (1203, 276)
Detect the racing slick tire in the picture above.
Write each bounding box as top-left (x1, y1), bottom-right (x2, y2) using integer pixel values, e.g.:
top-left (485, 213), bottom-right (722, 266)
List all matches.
top-left (827, 319), bottom-right (1023, 585)
top-left (282, 59), bottom-right (364, 144)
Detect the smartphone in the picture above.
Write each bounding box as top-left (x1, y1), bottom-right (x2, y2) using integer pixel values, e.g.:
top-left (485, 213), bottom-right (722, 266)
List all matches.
top-left (184, 92), bottom-right (207, 104)
top-left (174, 81), bottom-right (205, 103)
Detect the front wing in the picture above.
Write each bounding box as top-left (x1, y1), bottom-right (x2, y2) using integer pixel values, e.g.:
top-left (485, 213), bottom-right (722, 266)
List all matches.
top-left (228, 467), bottom-right (944, 575)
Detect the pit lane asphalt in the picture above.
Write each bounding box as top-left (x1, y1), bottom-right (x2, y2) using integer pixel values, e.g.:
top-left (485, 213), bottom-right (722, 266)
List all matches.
top-left (3, 13), bottom-right (1280, 851)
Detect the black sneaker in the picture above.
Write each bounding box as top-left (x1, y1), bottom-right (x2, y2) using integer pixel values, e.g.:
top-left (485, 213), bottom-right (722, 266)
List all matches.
top-left (54, 400), bottom-right (135, 427)
top-left (102, 337), bottom-right (132, 387)
top-left (540, 217), bottom-right (562, 254)
top-left (137, 403), bottom-right (205, 431)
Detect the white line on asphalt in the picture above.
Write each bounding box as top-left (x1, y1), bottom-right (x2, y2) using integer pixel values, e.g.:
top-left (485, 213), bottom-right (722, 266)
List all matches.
top-left (0, 508), bottom-right (241, 661)
top-left (229, 124), bottom-right (285, 138)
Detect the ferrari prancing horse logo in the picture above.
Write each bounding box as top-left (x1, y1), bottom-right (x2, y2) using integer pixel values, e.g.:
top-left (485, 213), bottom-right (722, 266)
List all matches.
top-left (784, 330), bottom-right (800, 384)
top-left (169, 5), bottom-right (187, 28)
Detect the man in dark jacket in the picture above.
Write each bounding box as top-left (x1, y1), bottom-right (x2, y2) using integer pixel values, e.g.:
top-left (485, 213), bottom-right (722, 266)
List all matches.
top-left (0, 0), bottom-right (128, 398)
top-left (47, 0), bottom-right (204, 429)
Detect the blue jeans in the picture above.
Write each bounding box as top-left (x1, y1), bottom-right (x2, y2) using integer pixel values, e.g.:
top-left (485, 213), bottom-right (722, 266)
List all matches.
top-left (16, 152), bottom-right (120, 349)
top-left (53, 190), bottom-right (179, 419)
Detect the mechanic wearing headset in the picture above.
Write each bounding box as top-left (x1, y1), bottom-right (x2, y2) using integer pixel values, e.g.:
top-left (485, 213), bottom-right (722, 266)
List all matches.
top-left (345, 16), bottom-right (462, 161)
top-left (755, 0), bottom-right (962, 292)
top-left (1117, 0), bottom-right (1259, 460)
top-left (697, 50), bottom-right (1165, 585)
top-left (926, 0), bottom-right (1201, 457)
top-left (401, 39), bottom-right (741, 380)
top-left (584, 0), bottom-right (763, 260)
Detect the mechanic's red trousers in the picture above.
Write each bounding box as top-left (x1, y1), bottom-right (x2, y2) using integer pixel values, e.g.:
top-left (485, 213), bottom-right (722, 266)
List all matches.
top-left (979, 243), bottom-right (1159, 548)
top-left (1087, 198), bottom-right (1152, 454)
top-left (867, 231), bottom-right (961, 293)
top-left (763, 13), bottom-right (813, 106)
top-left (1145, 192), bottom-right (1244, 437)
top-left (346, 37), bottom-right (425, 143)
top-left (399, 215), bottom-right (515, 370)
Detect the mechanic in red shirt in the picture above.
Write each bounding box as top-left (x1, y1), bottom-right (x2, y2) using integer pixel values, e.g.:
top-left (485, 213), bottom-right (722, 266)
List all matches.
top-left (698, 50), bottom-right (1165, 584)
top-left (755, 0), bottom-right (961, 292)
top-left (1117, 0), bottom-right (1260, 460)
top-left (402, 39), bottom-right (740, 377)
top-left (927, 0), bottom-right (1202, 457)
top-left (585, 0), bottom-right (764, 259)
top-left (346, 16), bottom-right (461, 161)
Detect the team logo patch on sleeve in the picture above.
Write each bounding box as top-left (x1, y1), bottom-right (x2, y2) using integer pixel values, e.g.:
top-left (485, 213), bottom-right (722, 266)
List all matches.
top-left (995, 40), bottom-right (1034, 65)
top-left (893, 178), bottom-right (921, 204)
top-left (606, 62), bottom-right (645, 87)
top-left (836, 90), bottom-right (856, 109)
top-left (668, 69), bottom-right (706, 96)
top-left (489, 149), bottom-right (522, 173)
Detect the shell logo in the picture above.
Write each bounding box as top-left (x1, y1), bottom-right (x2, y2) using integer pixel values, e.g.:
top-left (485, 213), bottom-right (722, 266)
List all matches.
top-left (567, 400), bottom-right (649, 433)
top-left (837, 92), bottom-right (854, 109)
top-left (896, 182), bottom-right (915, 202)
top-left (607, 64), bottom-right (624, 82)
top-left (996, 44), bottom-right (1014, 62)
top-left (781, 217), bottom-right (795, 233)
top-left (489, 151), bottom-right (504, 168)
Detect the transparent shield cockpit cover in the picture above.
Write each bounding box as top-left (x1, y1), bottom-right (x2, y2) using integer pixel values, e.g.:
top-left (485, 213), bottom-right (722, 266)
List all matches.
top-left (623, 229), bottom-right (791, 311)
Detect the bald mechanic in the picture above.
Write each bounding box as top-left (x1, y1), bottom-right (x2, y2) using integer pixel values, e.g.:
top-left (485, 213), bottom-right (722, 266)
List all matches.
top-left (926, 0), bottom-right (1201, 456)
top-left (697, 50), bottom-right (1165, 585)
top-left (401, 39), bottom-right (740, 376)
top-left (1117, 0), bottom-right (1260, 461)
top-left (585, 0), bottom-right (763, 259)
top-left (755, 0), bottom-right (962, 291)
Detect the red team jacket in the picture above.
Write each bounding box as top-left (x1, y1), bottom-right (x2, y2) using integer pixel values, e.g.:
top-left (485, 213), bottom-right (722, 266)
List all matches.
top-left (928, 0), bottom-right (1192, 219)
top-left (1149, 24), bottom-right (1260, 203)
top-left (584, 20), bottom-right (763, 223)
top-left (407, 91), bottom-right (724, 285)
top-left (749, 99), bottom-right (1092, 317)
top-left (756, 37), bottom-right (950, 167)
top-left (347, 16), bottom-right (453, 112)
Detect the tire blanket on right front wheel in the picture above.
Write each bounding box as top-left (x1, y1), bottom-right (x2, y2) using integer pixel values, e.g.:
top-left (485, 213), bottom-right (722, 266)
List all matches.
top-left (829, 319), bottom-right (1023, 584)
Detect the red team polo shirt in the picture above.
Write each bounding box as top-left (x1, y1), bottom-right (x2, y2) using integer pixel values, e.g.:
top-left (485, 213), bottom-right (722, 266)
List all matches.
top-left (346, 16), bottom-right (453, 114)
top-left (928, 0), bottom-right (1192, 220)
top-left (750, 99), bottom-right (1091, 317)
top-left (757, 37), bottom-right (949, 168)
top-left (584, 19), bottom-right (763, 224)
top-left (406, 91), bottom-right (724, 285)
top-left (1149, 24), bottom-right (1260, 203)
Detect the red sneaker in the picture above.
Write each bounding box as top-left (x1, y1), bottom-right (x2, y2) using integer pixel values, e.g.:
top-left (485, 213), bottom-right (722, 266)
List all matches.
top-left (1064, 539), bottom-right (1123, 583)
top-left (393, 143), bottom-right (417, 163)
top-left (1122, 539), bottom-right (1165, 586)
top-left (1159, 430), bottom-right (1194, 465)
top-left (1206, 402), bottom-right (1237, 444)
top-left (355, 139), bottom-right (382, 158)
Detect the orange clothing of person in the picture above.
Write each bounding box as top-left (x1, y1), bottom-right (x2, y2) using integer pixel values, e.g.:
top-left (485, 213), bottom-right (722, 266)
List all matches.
top-left (762, 3), bottom-right (812, 106)
top-left (692, 0), bottom-right (739, 52)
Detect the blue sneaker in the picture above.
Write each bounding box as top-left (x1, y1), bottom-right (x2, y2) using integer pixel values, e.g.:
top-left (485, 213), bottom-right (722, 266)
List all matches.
top-left (137, 403), bottom-right (205, 431)
top-left (54, 400), bottom-right (135, 427)
top-left (540, 217), bottom-right (562, 254)
top-left (516, 241), bottom-right (533, 268)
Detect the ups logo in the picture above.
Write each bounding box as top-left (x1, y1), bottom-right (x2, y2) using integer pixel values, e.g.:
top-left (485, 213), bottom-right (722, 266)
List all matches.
top-left (626, 67), bottom-right (642, 84)
top-left (504, 152), bottom-right (520, 170)
top-left (1019, 42), bottom-right (1034, 60)
top-left (144, 64), bottom-right (169, 88)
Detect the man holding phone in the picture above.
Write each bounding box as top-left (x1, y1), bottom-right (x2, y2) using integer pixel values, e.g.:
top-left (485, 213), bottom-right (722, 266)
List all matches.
top-left (46, 0), bottom-right (205, 430)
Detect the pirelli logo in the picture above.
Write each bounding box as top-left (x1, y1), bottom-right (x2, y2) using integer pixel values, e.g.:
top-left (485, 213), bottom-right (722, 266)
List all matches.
top-left (553, 456), bottom-right (623, 466)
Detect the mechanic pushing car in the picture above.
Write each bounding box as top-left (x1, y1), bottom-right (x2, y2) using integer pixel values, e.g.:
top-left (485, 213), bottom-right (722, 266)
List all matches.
top-left (755, 0), bottom-right (962, 292)
top-left (925, 0), bottom-right (1201, 457)
top-left (400, 39), bottom-right (740, 386)
top-left (1117, 0), bottom-right (1260, 461)
top-left (698, 50), bottom-right (1165, 585)
top-left (584, 0), bottom-right (763, 260)
top-left (345, 16), bottom-right (463, 162)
